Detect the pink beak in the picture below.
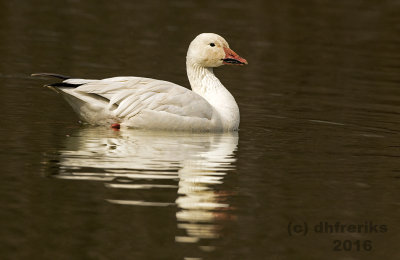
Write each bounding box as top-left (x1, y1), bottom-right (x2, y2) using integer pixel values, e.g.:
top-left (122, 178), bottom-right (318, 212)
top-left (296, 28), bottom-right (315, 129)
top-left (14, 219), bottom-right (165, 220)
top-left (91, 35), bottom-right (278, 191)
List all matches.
top-left (223, 47), bottom-right (248, 65)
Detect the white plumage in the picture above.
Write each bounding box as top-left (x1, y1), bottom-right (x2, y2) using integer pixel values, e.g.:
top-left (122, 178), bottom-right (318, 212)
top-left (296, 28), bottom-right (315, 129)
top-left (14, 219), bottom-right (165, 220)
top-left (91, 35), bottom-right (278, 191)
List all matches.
top-left (33, 33), bottom-right (247, 132)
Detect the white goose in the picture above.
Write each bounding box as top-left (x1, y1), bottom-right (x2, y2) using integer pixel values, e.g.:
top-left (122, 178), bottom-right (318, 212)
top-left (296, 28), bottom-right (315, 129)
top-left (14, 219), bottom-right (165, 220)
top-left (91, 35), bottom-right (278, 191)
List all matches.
top-left (33, 33), bottom-right (247, 131)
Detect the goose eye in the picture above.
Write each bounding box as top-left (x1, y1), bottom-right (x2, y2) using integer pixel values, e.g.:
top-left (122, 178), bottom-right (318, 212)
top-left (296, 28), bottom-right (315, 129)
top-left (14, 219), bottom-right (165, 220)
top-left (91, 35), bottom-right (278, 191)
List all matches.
top-left (209, 43), bottom-right (215, 47)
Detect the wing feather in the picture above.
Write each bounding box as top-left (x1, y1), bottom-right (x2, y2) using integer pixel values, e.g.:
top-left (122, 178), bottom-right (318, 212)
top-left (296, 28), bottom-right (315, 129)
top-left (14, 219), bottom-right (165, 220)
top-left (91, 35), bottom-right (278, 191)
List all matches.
top-left (66, 77), bottom-right (214, 123)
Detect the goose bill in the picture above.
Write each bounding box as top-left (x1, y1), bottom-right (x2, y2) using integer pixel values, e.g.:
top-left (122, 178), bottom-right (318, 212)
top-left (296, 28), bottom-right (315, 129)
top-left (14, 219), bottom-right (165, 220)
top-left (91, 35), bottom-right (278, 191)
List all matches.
top-left (223, 47), bottom-right (248, 65)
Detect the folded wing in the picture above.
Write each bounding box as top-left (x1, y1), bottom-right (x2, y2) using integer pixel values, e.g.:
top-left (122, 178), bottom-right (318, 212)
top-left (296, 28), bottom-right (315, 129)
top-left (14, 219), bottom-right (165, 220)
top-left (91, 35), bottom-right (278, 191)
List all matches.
top-left (56, 77), bottom-right (217, 130)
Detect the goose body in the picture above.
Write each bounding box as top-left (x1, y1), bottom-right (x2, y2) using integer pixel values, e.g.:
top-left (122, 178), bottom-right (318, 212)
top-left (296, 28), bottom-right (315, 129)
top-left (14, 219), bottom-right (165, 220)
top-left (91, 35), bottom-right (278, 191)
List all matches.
top-left (33, 33), bottom-right (247, 131)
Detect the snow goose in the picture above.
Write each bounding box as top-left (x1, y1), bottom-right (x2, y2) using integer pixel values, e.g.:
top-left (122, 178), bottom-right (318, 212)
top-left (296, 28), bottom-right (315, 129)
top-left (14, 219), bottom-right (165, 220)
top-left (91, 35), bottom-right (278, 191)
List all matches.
top-left (32, 33), bottom-right (247, 131)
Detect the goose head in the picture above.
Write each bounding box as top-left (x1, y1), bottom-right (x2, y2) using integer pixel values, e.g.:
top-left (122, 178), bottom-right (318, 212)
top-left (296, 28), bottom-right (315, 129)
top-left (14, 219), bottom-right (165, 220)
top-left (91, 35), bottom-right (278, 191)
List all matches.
top-left (186, 33), bottom-right (248, 68)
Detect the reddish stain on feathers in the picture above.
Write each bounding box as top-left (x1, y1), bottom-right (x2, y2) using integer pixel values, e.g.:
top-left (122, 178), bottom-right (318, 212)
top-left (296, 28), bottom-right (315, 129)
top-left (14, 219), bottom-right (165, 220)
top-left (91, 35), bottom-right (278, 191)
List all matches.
top-left (111, 123), bottom-right (120, 129)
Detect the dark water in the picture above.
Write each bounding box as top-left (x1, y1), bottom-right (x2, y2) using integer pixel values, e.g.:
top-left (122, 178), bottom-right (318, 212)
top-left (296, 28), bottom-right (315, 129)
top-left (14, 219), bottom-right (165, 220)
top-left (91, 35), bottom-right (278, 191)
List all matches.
top-left (1, 1), bottom-right (400, 259)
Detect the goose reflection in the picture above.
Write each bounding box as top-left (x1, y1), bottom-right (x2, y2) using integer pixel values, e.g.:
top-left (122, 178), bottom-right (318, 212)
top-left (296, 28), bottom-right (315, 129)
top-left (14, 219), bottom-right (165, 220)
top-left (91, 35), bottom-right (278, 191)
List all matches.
top-left (47, 127), bottom-right (238, 252)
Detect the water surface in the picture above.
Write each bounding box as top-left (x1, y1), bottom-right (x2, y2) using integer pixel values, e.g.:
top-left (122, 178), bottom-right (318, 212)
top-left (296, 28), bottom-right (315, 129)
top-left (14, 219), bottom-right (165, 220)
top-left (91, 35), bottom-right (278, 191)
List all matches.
top-left (0, 1), bottom-right (399, 259)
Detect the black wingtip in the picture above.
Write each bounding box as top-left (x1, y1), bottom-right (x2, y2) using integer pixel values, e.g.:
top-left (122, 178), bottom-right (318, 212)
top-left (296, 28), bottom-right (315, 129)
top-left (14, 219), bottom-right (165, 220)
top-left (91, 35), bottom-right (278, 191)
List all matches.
top-left (45, 82), bottom-right (83, 88)
top-left (31, 73), bottom-right (71, 80)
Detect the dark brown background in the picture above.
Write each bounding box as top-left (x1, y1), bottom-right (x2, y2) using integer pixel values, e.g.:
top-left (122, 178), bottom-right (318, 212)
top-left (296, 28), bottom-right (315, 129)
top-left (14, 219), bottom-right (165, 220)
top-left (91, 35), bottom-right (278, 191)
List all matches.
top-left (0, 1), bottom-right (399, 259)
